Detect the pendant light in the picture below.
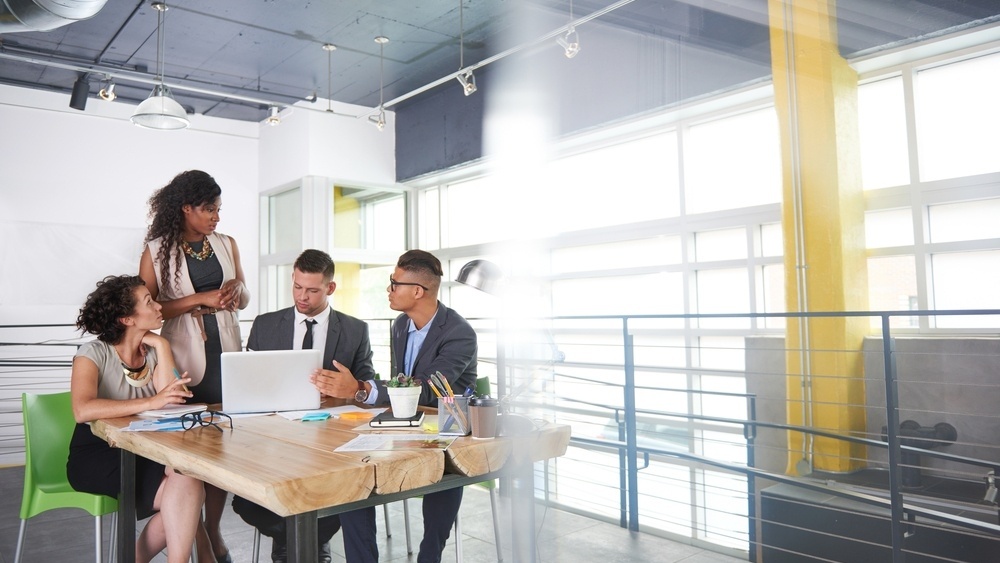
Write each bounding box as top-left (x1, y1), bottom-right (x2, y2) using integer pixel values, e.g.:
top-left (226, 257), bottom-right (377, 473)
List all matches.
top-left (556, 0), bottom-right (581, 58)
top-left (369, 36), bottom-right (388, 131)
top-left (456, 0), bottom-right (476, 96)
top-left (323, 43), bottom-right (337, 113)
top-left (131, 2), bottom-right (189, 130)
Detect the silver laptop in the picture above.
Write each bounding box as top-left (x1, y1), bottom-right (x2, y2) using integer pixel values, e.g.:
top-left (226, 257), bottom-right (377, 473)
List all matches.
top-left (221, 349), bottom-right (322, 413)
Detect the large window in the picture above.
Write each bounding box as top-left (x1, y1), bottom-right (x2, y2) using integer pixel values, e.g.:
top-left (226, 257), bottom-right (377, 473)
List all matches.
top-left (859, 51), bottom-right (1000, 328)
top-left (403, 41), bottom-right (1000, 556)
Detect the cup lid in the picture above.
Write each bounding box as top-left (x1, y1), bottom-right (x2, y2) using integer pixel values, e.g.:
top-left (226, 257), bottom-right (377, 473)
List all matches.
top-left (470, 397), bottom-right (499, 407)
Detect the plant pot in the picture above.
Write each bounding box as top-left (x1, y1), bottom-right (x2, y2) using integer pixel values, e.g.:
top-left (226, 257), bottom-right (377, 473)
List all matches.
top-left (386, 386), bottom-right (421, 418)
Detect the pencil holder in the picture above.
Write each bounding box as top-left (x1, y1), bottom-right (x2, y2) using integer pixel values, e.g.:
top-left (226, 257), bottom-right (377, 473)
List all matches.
top-left (437, 396), bottom-right (471, 436)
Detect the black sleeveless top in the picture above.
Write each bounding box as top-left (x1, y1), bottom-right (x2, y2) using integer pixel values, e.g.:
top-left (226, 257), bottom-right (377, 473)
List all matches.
top-left (185, 240), bottom-right (225, 404)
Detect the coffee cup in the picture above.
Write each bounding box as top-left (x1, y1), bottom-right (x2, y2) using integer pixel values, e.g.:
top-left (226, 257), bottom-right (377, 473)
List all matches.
top-left (469, 397), bottom-right (499, 439)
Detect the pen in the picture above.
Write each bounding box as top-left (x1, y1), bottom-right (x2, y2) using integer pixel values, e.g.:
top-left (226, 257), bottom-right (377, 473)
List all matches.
top-left (173, 368), bottom-right (191, 394)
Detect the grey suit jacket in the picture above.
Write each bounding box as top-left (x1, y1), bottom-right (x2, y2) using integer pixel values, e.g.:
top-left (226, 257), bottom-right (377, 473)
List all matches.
top-left (246, 306), bottom-right (376, 382)
top-left (379, 301), bottom-right (478, 407)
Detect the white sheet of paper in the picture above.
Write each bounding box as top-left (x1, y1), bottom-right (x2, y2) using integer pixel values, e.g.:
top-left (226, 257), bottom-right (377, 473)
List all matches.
top-left (334, 433), bottom-right (453, 452)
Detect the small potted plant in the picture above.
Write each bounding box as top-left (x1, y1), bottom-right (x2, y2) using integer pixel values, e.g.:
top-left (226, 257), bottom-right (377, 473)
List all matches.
top-left (386, 373), bottom-right (422, 418)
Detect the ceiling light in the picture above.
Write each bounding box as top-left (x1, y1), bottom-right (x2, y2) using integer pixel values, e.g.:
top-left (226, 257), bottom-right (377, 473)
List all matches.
top-left (456, 0), bottom-right (477, 96)
top-left (69, 74), bottom-right (89, 110)
top-left (131, 2), bottom-right (188, 130)
top-left (370, 36), bottom-right (389, 131)
top-left (557, 0), bottom-right (580, 58)
top-left (457, 70), bottom-right (477, 96)
top-left (557, 27), bottom-right (580, 58)
top-left (368, 109), bottom-right (386, 131)
top-left (323, 43), bottom-right (337, 113)
top-left (98, 77), bottom-right (117, 101)
top-left (265, 106), bottom-right (281, 126)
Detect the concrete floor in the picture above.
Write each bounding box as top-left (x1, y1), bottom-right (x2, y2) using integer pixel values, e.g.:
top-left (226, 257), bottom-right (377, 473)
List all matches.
top-left (0, 465), bottom-right (744, 563)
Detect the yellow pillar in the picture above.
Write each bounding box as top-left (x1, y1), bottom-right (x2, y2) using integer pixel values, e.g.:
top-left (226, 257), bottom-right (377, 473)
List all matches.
top-left (332, 186), bottom-right (362, 317)
top-left (768, 0), bottom-right (869, 473)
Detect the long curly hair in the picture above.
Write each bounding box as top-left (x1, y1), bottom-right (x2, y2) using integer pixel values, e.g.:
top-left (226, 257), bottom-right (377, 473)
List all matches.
top-left (144, 170), bottom-right (222, 292)
top-left (77, 275), bottom-right (145, 344)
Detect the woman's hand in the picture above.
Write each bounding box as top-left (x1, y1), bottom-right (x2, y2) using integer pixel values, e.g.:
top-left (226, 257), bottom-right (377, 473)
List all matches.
top-left (149, 373), bottom-right (194, 409)
top-left (219, 279), bottom-right (244, 311)
top-left (140, 331), bottom-right (169, 352)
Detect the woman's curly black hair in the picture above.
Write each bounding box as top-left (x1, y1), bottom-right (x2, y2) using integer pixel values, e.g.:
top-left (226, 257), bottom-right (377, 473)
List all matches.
top-left (144, 170), bottom-right (222, 292)
top-left (76, 275), bottom-right (146, 344)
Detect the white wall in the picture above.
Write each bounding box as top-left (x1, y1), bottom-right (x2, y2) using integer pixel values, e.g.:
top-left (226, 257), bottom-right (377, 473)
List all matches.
top-left (258, 99), bottom-right (396, 190)
top-left (0, 84), bottom-right (397, 328)
top-left (0, 84), bottom-right (397, 465)
top-left (0, 83), bottom-right (261, 324)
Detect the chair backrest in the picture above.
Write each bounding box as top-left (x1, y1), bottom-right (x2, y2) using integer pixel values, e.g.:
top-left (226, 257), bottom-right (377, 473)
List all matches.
top-left (22, 392), bottom-right (76, 487)
top-left (475, 376), bottom-right (491, 398)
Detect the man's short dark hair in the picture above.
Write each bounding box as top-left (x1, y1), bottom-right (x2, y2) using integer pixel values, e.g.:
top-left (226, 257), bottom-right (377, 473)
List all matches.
top-left (397, 250), bottom-right (443, 277)
top-left (397, 249), bottom-right (443, 293)
top-left (294, 249), bottom-right (335, 281)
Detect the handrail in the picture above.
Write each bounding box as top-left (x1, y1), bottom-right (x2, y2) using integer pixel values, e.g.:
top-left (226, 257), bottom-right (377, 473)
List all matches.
top-left (572, 436), bottom-right (1000, 537)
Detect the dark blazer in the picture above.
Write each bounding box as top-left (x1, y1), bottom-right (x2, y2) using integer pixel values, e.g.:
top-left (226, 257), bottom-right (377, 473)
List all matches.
top-left (380, 301), bottom-right (478, 406)
top-left (246, 306), bottom-right (376, 382)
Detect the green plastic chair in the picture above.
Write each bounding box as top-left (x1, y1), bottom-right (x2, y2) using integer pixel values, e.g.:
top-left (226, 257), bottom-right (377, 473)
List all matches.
top-left (15, 392), bottom-right (118, 563)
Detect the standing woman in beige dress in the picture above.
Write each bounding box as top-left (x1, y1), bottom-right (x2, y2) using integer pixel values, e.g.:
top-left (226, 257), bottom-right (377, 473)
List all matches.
top-left (139, 170), bottom-right (248, 563)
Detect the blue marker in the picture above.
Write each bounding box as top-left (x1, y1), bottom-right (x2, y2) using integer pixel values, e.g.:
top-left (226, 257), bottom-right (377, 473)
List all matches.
top-left (173, 368), bottom-right (190, 394)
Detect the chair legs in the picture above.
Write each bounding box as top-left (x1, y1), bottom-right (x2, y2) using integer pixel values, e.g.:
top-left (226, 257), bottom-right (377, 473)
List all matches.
top-left (14, 519), bottom-right (27, 563)
top-left (489, 487), bottom-right (504, 562)
top-left (402, 499), bottom-right (414, 555)
top-left (252, 528), bottom-right (261, 563)
top-left (383, 504), bottom-right (392, 538)
top-left (15, 512), bottom-right (118, 563)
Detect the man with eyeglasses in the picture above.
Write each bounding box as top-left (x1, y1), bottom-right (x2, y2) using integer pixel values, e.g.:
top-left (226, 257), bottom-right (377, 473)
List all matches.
top-left (312, 249), bottom-right (478, 563)
top-left (231, 249), bottom-right (378, 563)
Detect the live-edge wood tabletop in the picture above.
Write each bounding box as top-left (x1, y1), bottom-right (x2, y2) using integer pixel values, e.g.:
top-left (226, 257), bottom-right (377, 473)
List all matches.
top-left (90, 401), bottom-right (570, 518)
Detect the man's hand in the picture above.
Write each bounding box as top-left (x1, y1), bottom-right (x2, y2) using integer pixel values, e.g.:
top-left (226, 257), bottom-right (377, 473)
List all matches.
top-left (310, 360), bottom-right (359, 399)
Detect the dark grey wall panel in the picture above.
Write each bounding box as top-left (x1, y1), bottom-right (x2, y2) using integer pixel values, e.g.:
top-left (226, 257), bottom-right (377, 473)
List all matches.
top-left (395, 11), bottom-right (772, 182)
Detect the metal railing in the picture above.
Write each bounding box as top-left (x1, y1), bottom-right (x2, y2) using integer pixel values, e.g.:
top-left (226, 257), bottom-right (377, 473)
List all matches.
top-left (4, 309), bottom-right (1000, 562)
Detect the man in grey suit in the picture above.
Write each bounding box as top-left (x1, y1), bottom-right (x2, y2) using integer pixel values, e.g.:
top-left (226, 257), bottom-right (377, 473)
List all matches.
top-left (312, 249), bottom-right (477, 563)
top-left (231, 249), bottom-right (378, 563)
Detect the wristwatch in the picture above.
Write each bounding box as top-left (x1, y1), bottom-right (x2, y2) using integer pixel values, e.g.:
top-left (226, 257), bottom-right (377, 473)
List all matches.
top-left (354, 380), bottom-right (369, 403)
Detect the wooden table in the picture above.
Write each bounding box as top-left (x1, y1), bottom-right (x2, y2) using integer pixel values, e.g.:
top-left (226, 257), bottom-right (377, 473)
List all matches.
top-left (91, 403), bottom-right (570, 563)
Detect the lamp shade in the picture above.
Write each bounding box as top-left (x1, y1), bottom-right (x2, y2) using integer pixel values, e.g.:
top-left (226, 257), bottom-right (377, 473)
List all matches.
top-left (131, 84), bottom-right (189, 130)
top-left (456, 259), bottom-right (503, 294)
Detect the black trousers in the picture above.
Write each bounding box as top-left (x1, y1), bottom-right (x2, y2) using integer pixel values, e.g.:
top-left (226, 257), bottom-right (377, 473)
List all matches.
top-left (232, 497), bottom-right (377, 563)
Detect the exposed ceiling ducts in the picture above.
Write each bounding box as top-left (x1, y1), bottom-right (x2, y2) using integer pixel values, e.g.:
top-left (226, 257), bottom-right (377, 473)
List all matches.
top-left (0, 0), bottom-right (108, 33)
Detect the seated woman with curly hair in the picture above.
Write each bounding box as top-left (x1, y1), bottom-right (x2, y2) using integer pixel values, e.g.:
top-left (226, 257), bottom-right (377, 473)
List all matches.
top-left (67, 274), bottom-right (205, 563)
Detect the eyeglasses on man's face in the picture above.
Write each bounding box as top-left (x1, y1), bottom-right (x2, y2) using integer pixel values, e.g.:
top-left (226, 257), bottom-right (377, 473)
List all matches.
top-left (180, 410), bottom-right (233, 432)
top-left (388, 277), bottom-right (428, 292)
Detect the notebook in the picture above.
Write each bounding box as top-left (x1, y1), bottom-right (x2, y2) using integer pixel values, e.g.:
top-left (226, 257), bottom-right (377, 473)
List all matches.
top-left (220, 349), bottom-right (322, 413)
top-left (369, 411), bottom-right (425, 428)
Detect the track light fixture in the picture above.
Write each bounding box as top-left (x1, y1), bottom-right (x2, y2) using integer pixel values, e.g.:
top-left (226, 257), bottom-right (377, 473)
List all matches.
top-left (265, 106), bottom-right (281, 126)
top-left (131, 2), bottom-right (189, 130)
top-left (455, 0), bottom-right (477, 96)
top-left (369, 36), bottom-right (388, 131)
top-left (323, 43), bottom-right (337, 113)
top-left (69, 74), bottom-right (89, 110)
top-left (557, 27), bottom-right (580, 58)
top-left (457, 70), bottom-right (477, 96)
top-left (98, 76), bottom-right (117, 101)
top-left (557, 0), bottom-right (580, 58)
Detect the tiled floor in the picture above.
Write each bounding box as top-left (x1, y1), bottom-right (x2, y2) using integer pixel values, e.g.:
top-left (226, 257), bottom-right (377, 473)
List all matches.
top-left (0, 465), bottom-right (745, 563)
